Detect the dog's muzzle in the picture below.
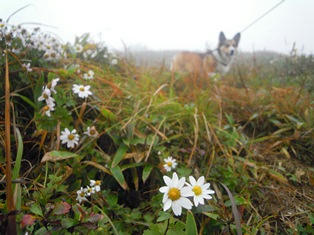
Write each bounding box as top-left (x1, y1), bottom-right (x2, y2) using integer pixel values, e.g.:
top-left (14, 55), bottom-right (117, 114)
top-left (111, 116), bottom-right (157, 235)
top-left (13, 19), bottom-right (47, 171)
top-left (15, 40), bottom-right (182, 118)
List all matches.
top-left (230, 49), bottom-right (234, 56)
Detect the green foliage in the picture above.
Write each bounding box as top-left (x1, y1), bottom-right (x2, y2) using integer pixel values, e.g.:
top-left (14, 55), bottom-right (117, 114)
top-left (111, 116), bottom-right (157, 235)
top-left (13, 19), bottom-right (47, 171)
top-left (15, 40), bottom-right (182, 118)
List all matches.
top-left (1, 20), bottom-right (313, 234)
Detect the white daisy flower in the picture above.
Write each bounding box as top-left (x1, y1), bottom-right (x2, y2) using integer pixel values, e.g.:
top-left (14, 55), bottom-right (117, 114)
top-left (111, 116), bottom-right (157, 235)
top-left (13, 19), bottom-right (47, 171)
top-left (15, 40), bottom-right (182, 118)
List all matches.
top-left (83, 70), bottom-right (94, 80)
top-left (38, 86), bottom-right (53, 102)
top-left (42, 103), bottom-right (55, 117)
top-left (76, 187), bottom-right (88, 203)
top-left (84, 126), bottom-right (99, 138)
top-left (22, 63), bottom-right (32, 72)
top-left (74, 44), bottom-right (83, 53)
top-left (159, 172), bottom-right (193, 216)
top-left (163, 156), bottom-right (177, 172)
top-left (84, 186), bottom-right (95, 196)
top-left (72, 84), bottom-right (92, 98)
top-left (90, 180), bottom-right (101, 192)
top-left (60, 128), bottom-right (79, 148)
top-left (186, 176), bottom-right (215, 207)
top-left (47, 78), bottom-right (59, 94)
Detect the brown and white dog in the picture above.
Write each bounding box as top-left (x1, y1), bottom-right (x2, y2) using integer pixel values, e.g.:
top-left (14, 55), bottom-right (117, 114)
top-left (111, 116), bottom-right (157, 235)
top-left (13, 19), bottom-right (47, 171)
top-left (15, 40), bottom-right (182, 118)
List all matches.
top-left (171, 32), bottom-right (241, 78)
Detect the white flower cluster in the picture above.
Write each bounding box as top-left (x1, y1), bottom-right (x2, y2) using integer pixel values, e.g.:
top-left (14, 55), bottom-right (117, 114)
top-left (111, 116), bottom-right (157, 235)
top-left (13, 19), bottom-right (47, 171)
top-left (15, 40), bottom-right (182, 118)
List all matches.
top-left (159, 172), bottom-right (215, 216)
top-left (76, 180), bottom-right (102, 203)
top-left (60, 126), bottom-right (99, 149)
top-left (82, 70), bottom-right (94, 80)
top-left (0, 22), bottom-right (64, 60)
top-left (37, 78), bottom-right (60, 117)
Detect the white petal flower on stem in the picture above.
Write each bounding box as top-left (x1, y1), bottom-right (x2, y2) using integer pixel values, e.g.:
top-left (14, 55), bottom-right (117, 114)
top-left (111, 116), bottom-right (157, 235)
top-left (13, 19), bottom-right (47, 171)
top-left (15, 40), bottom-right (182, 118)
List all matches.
top-left (42, 103), bottom-right (55, 117)
top-left (84, 126), bottom-right (99, 138)
top-left (83, 70), bottom-right (94, 80)
top-left (90, 180), bottom-right (101, 192)
top-left (72, 84), bottom-right (92, 98)
top-left (186, 176), bottom-right (215, 207)
top-left (74, 44), bottom-right (83, 53)
top-left (76, 187), bottom-right (87, 203)
top-left (23, 63), bottom-right (32, 72)
top-left (163, 156), bottom-right (177, 172)
top-left (60, 128), bottom-right (79, 148)
top-left (47, 78), bottom-right (60, 94)
top-left (84, 186), bottom-right (95, 196)
top-left (159, 172), bottom-right (193, 216)
top-left (38, 86), bottom-right (52, 102)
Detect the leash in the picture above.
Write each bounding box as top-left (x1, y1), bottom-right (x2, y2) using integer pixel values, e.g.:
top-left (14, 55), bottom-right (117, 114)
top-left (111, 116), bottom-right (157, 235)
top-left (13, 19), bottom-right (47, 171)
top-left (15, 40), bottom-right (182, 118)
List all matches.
top-left (240, 0), bottom-right (286, 34)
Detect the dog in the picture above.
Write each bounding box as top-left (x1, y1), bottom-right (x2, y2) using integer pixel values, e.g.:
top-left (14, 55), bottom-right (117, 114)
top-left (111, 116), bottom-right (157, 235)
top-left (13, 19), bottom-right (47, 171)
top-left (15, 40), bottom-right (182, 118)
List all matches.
top-left (171, 32), bottom-right (241, 78)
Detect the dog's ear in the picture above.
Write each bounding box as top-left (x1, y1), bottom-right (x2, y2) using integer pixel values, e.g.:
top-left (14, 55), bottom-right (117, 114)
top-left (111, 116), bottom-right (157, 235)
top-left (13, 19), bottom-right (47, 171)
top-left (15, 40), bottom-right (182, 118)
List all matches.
top-left (233, 33), bottom-right (241, 46)
top-left (219, 31), bottom-right (226, 44)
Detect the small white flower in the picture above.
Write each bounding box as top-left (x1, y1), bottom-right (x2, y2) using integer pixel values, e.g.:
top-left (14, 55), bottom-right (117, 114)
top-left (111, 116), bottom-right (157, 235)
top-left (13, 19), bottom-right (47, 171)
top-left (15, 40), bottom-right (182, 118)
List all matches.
top-left (158, 151), bottom-right (161, 155)
top-left (74, 44), bottom-right (83, 53)
top-left (90, 180), bottom-right (101, 192)
top-left (76, 187), bottom-right (88, 203)
top-left (186, 176), bottom-right (215, 207)
top-left (72, 84), bottom-right (92, 98)
top-left (163, 156), bottom-right (177, 172)
top-left (22, 63), bottom-right (32, 72)
top-left (84, 126), bottom-right (99, 138)
top-left (38, 86), bottom-right (51, 102)
top-left (159, 172), bottom-right (193, 216)
top-left (47, 78), bottom-right (59, 94)
top-left (84, 186), bottom-right (95, 196)
top-left (83, 70), bottom-right (94, 80)
top-left (111, 58), bottom-right (118, 65)
top-left (42, 102), bottom-right (55, 117)
top-left (60, 128), bottom-right (79, 148)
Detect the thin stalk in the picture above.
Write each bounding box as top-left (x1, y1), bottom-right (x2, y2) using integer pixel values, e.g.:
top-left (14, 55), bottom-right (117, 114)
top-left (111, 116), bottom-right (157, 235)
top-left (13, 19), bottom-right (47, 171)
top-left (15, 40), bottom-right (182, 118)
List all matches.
top-left (5, 51), bottom-right (17, 234)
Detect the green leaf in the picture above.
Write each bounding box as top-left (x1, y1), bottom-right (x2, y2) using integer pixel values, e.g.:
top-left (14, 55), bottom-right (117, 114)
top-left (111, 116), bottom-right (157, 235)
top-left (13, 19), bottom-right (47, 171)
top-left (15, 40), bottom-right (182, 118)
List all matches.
top-left (157, 211), bottom-right (170, 222)
top-left (111, 143), bottom-right (128, 168)
top-left (203, 212), bottom-right (219, 220)
top-left (120, 162), bottom-right (144, 171)
top-left (100, 106), bottom-right (116, 121)
top-left (13, 93), bottom-right (36, 109)
top-left (224, 195), bottom-right (247, 207)
top-left (41, 151), bottom-right (80, 163)
top-left (12, 128), bottom-right (23, 180)
top-left (110, 165), bottom-right (128, 190)
top-left (30, 203), bottom-right (43, 217)
top-left (61, 218), bottom-right (78, 229)
top-left (142, 164), bottom-right (153, 183)
top-left (185, 211), bottom-right (198, 235)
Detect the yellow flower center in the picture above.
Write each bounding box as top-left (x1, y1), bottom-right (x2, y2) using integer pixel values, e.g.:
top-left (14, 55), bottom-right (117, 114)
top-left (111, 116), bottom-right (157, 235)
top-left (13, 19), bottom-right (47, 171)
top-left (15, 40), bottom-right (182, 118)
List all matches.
top-left (90, 129), bottom-right (96, 135)
top-left (43, 105), bottom-right (50, 111)
top-left (79, 192), bottom-right (85, 197)
top-left (68, 134), bottom-right (75, 140)
top-left (192, 185), bottom-right (202, 196)
top-left (87, 188), bottom-right (92, 193)
top-left (43, 93), bottom-right (48, 99)
top-left (166, 161), bottom-right (172, 167)
top-left (79, 87), bottom-right (85, 92)
top-left (168, 187), bottom-right (181, 201)
top-left (95, 180), bottom-right (101, 186)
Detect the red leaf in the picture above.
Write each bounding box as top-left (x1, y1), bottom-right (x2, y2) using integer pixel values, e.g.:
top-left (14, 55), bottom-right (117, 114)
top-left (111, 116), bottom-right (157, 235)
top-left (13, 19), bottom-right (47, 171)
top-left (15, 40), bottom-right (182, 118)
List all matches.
top-left (53, 201), bottom-right (71, 215)
top-left (88, 213), bottom-right (104, 223)
top-left (21, 214), bottom-right (35, 228)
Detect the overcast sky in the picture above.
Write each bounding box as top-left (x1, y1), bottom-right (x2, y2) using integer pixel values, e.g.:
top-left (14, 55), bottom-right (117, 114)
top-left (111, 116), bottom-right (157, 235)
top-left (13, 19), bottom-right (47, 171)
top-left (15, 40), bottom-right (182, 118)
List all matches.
top-left (1, 0), bottom-right (313, 54)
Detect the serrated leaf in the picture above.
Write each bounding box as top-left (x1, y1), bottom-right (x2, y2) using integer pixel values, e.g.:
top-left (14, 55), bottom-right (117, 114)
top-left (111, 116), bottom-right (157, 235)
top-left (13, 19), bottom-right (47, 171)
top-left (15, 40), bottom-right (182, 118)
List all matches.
top-left (53, 201), bottom-right (71, 215)
top-left (142, 164), bottom-right (153, 183)
top-left (30, 203), bottom-right (43, 217)
top-left (111, 143), bottom-right (128, 168)
top-left (41, 151), bottom-right (79, 163)
top-left (110, 165), bottom-right (128, 190)
top-left (185, 211), bottom-right (198, 235)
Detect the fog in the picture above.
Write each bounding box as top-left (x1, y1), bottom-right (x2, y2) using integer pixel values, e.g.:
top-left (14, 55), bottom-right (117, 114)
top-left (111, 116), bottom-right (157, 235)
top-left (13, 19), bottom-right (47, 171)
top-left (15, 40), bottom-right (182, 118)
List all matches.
top-left (1, 0), bottom-right (313, 54)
